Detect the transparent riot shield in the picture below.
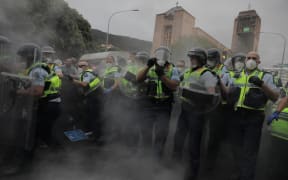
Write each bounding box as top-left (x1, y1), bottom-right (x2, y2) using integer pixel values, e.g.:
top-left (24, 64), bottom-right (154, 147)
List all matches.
top-left (0, 72), bottom-right (35, 152)
top-left (179, 86), bottom-right (221, 114)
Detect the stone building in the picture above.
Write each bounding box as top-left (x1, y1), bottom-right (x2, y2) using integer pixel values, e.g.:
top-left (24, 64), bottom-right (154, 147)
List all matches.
top-left (231, 10), bottom-right (261, 54)
top-left (151, 6), bottom-right (229, 57)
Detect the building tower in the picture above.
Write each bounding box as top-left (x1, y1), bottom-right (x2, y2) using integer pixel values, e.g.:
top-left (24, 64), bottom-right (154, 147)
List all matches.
top-left (151, 6), bottom-right (196, 53)
top-left (231, 10), bottom-right (261, 53)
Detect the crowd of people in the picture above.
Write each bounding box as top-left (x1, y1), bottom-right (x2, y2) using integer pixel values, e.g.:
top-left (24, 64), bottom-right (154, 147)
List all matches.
top-left (0, 39), bottom-right (285, 180)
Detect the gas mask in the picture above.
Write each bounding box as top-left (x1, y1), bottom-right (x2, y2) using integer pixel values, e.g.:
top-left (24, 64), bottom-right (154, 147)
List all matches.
top-left (245, 59), bottom-right (257, 70)
top-left (234, 61), bottom-right (245, 72)
top-left (155, 47), bottom-right (171, 67)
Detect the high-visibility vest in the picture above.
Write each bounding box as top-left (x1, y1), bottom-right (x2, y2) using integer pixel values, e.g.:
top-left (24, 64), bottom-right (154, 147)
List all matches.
top-left (146, 64), bottom-right (173, 99)
top-left (270, 108), bottom-right (288, 141)
top-left (180, 67), bottom-right (209, 103)
top-left (49, 63), bottom-right (62, 88)
top-left (231, 69), bottom-right (267, 111)
top-left (26, 62), bottom-right (61, 98)
top-left (102, 66), bottom-right (120, 89)
top-left (181, 67), bottom-right (209, 88)
top-left (120, 64), bottom-right (139, 96)
top-left (212, 64), bottom-right (224, 76)
top-left (80, 69), bottom-right (101, 95)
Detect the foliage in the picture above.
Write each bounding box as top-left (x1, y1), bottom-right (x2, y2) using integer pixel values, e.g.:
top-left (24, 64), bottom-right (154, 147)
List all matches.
top-left (0, 0), bottom-right (93, 58)
top-left (0, 0), bottom-right (151, 58)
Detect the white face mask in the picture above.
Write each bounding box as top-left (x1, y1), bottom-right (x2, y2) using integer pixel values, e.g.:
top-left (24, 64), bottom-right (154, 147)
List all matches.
top-left (245, 59), bottom-right (257, 70)
top-left (234, 62), bottom-right (245, 72)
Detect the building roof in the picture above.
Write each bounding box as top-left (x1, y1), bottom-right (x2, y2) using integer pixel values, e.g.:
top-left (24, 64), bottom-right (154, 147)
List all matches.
top-left (238, 9), bottom-right (260, 18)
top-left (158, 6), bottom-right (195, 19)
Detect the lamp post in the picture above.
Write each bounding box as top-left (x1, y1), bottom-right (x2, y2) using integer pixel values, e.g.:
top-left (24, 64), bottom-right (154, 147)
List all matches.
top-left (105, 9), bottom-right (139, 51)
top-left (259, 32), bottom-right (287, 76)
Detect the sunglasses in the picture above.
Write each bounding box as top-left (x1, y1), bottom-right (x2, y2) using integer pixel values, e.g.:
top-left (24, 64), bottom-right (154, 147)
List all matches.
top-left (247, 57), bottom-right (257, 60)
top-left (78, 65), bottom-right (86, 68)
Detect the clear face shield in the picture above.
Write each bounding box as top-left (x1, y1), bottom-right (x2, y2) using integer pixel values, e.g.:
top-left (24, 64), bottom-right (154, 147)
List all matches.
top-left (233, 56), bottom-right (246, 72)
top-left (154, 48), bottom-right (171, 67)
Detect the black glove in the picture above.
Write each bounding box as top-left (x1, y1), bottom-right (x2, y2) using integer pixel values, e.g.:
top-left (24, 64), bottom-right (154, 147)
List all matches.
top-left (155, 66), bottom-right (164, 77)
top-left (249, 76), bottom-right (264, 87)
top-left (147, 58), bottom-right (156, 68)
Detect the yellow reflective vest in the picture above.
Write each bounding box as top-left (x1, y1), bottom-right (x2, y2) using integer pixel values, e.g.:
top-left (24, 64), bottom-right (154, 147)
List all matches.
top-left (270, 108), bottom-right (288, 141)
top-left (26, 62), bottom-right (61, 99)
top-left (146, 64), bottom-right (173, 99)
top-left (231, 69), bottom-right (267, 111)
top-left (80, 69), bottom-right (101, 95)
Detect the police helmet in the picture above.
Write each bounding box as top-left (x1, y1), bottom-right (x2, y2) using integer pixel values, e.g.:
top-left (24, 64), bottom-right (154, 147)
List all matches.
top-left (207, 48), bottom-right (221, 64)
top-left (135, 51), bottom-right (149, 62)
top-left (41, 46), bottom-right (55, 54)
top-left (231, 53), bottom-right (246, 72)
top-left (187, 48), bottom-right (207, 66)
top-left (231, 53), bottom-right (246, 63)
top-left (17, 43), bottom-right (41, 62)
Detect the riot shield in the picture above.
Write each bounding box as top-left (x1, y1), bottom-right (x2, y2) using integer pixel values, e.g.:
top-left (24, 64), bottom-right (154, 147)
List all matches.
top-left (0, 72), bottom-right (35, 152)
top-left (179, 87), bottom-right (221, 113)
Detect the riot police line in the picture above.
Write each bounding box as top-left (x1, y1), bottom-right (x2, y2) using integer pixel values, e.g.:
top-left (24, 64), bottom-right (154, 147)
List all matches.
top-left (0, 36), bottom-right (286, 180)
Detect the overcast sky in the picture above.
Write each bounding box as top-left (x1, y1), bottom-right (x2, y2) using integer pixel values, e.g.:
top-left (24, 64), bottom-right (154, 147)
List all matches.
top-left (65, 0), bottom-right (288, 66)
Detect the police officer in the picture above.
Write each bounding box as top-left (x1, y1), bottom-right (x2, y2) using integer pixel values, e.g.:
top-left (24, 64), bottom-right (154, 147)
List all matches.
top-left (118, 51), bottom-right (149, 148)
top-left (173, 48), bottom-right (218, 180)
top-left (103, 55), bottom-right (121, 94)
top-left (226, 51), bottom-right (279, 180)
top-left (268, 95), bottom-right (288, 125)
top-left (17, 43), bottom-right (61, 148)
top-left (137, 46), bottom-right (179, 158)
top-left (42, 46), bottom-right (63, 79)
top-left (101, 55), bottom-right (122, 143)
top-left (41, 46), bottom-right (56, 62)
top-left (72, 61), bottom-right (103, 144)
top-left (175, 59), bottom-right (186, 76)
top-left (205, 52), bottom-right (247, 172)
top-left (206, 48), bottom-right (226, 76)
top-left (204, 48), bottom-right (227, 172)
